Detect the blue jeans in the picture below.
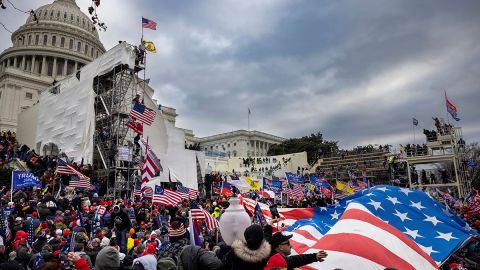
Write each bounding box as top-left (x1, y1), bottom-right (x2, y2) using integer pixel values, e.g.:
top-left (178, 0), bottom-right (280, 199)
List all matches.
top-left (116, 228), bottom-right (128, 254)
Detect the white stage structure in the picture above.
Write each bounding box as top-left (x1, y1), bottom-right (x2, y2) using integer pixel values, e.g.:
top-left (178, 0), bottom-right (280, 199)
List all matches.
top-left (22, 42), bottom-right (202, 197)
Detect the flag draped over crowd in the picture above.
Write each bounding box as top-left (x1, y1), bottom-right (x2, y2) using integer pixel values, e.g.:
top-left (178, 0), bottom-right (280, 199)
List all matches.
top-left (280, 186), bottom-right (478, 269)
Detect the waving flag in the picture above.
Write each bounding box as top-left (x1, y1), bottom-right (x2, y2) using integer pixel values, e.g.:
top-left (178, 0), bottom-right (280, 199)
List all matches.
top-left (12, 171), bottom-right (42, 190)
top-left (253, 203), bottom-right (267, 227)
top-left (190, 201), bottom-right (219, 229)
top-left (221, 182), bottom-right (234, 197)
top-left (285, 172), bottom-right (305, 184)
top-left (445, 91), bottom-right (460, 121)
top-left (177, 185), bottom-right (199, 200)
top-left (152, 186), bottom-right (183, 206)
top-left (142, 17), bottom-right (157, 30)
top-left (244, 176), bottom-right (261, 191)
top-left (284, 186), bottom-right (477, 266)
top-left (55, 160), bottom-right (91, 188)
top-left (130, 103), bottom-right (156, 126)
top-left (0, 206), bottom-right (11, 241)
top-left (308, 202), bottom-right (438, 270)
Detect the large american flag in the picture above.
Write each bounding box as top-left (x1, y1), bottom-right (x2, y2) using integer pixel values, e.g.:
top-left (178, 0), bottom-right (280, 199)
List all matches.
top-left (55, 159), bottom-right (91, 188)
top-left (142, 17), bottom-right (157, 30)
top-left (190, 201), bottom-right (219, 229)
top-left (152, 186), bottom-right (183, 206)
top-left (177, 185), bottom-right (199, 200)
top-left (283, 186), bottom-right (477, 268)
top-left (130, 103), bottom-right (156, 126)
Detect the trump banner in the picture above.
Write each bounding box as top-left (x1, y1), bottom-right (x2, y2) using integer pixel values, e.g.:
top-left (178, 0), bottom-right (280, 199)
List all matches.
top-left (12, 171), bottom-right (42, 190)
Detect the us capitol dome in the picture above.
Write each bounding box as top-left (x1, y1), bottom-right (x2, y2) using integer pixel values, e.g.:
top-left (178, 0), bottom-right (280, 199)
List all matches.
top-left (0, 0), bottom-right (106, 131)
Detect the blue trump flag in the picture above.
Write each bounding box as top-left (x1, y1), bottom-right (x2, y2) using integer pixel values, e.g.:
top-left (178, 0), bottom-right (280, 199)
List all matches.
top-left (284, 185), bottom-right (478, 265)
top-left (12, 171), bottom-right (42, 190)
top-left (285, 172), bottom-right (305, 184)
top-left (309, 175), bottom-right (330, 189)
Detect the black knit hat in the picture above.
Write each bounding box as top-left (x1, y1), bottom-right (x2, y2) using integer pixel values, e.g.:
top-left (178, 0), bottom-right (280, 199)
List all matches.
top-left (244, 224), bottom-right (264, 250)
top-left (270, 232), bottom-right (293, 250)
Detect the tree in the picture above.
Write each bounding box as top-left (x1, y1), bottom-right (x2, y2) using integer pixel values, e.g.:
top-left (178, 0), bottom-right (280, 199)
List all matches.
top-left (267, 132), bottom-right (339, 164)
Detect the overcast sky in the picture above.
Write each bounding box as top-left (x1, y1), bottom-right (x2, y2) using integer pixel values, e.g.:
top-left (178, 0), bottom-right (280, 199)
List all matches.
top-left (1, 0), bottom-right (479, 148)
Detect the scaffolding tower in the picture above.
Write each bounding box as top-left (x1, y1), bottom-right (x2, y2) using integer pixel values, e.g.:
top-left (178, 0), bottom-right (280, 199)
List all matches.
top-left (405, 126), bottom-right (470, 196)
top-left (92, 64), bottom-right (140, 198)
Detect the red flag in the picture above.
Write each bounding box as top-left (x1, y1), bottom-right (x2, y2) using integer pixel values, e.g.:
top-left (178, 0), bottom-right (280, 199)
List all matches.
top-left (127, 118), bottom-right (143, 134)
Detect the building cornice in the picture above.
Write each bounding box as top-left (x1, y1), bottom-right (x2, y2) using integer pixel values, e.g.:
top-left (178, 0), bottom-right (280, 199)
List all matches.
top-left (196, 130), bottom-right (285, 143)
top-left (0, 46), bottom-right (93, 64)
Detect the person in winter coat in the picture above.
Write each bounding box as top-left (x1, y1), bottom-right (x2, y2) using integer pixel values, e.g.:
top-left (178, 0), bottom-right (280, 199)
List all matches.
top-left (94, 246), bottom-right (120, 270)
top-left (178, 245), bottom-right (223, 270)
top-left (264, 232), bottom-right (327, 270)
top-left (111, 205), bottom-right (132, 253)
top-left (132, 242), bottom-right (157, 270)
top-left (221, 224), bottom-right (271, 270)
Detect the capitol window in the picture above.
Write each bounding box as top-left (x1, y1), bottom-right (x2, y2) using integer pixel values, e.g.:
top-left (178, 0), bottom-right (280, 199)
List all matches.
top-left (35, 35), bottom-right (39, 45)
top-left (43, 35), bottom-right (48, 45)
top-left (25, 92), bottom-right (33, 99)
top-left (28, 35), bottom-right (31, 45)
top-left (84, 44), bottom-right (88, 55)
top-left (64, 12), bottom-right (67, 19)
top-left (60, 37), bottom-right (65, 48)
top-left (52, 36), bottom-right (56, 47)
top-left (77, 42), bottom-right (81, 52)
top-left (69, 39), bottom-right (73, 49)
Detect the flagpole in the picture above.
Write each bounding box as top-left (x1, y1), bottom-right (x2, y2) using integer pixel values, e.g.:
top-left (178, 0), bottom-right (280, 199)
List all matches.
top-left (10, 170), bottom-right (14, 202)
top-left (247, 108), bottom-right (250, 131)
top-left (412, 122), bottom-right (416, 145)
top-left (444, 90), bottom-right (451, 125)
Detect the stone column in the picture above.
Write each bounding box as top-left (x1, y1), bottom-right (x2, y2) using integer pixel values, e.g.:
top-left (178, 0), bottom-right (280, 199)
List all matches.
top-left (41, 56), bottom-right (47, 75)
top-left (6, 58), bottom-right (10, 67)
top-left (63, 59), bottom-right (68, 76)
top-left (74, 61), bottom-right (78, 71)
top-left (21, 56), bottom-right (26, 70)
top-left (13, 57), bottom-right (17, 68)
top-left (31, 56), bottom-right (36, 73)
top-left (52, 57), bottom-right (57, 77)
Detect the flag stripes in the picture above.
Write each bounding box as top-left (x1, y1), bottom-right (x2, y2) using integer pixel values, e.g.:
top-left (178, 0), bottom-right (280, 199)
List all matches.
top-left (142, 17), bottom-right (157, 30)
top-left (130, 103), bottom-right (156, 126)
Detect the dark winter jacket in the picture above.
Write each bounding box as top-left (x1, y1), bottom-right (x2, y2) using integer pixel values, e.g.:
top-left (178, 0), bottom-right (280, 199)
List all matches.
top-left (178, 245), bottom-right (222, 270)
top-left (111, 209), bottom-right (132, 231)
top-left (221, 239), bottom-right (271, 270)
top-left (281, 252), bottom-right (318, 270)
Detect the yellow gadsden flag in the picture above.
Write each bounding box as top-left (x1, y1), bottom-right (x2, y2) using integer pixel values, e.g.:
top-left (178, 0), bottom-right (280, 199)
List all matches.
top-left (336, 180), bottom-right (354, 195)
top-left (244, 176), bottom-right (261, 191)
top-left (142, 39), bottom-right (157, 53)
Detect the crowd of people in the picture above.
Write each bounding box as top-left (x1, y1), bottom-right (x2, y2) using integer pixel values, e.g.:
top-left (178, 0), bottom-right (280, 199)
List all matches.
top-left (2, 130), bottom-right (480, 270)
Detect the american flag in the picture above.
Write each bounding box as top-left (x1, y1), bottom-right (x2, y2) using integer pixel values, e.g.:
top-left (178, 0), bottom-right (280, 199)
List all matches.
top-left (141, 145), bottom-right (160, 183)
top-left (142, 17), bottom-right (157, 30)
top-left (303, 202), bottom-right (438, 269)
top-left (283, 186), bottom-right (477, 268)
top-left (289, 184), bottom-right (305, 200)
top-left (130, 103), bottom-right (156, 126)
top-left (55, 159), bottom-right (91, 188)
top-left (152, 185), bottom-right (183, 206)
top-left (239, 196), bottom-right (315, 228)
top-left (356, 179), bottom-right (368, 190)
top-left (0, 206), bottom-right (11, 241)
top-left (190, 201), bottom-right (219, 229)
top-left (177, 185), bottom-right (199, 200)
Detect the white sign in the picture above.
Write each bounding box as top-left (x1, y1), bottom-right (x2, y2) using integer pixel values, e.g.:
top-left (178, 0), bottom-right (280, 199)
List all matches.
top-left (118, 146), bottom-right (132, 161)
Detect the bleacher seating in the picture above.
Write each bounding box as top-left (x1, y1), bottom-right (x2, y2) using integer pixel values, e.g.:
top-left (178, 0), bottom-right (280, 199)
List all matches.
top-left (312, 149), bottom-right (391, 184)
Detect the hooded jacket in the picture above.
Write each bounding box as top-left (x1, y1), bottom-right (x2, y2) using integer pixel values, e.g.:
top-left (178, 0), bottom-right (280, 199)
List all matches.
top-left (221, 239), bottom-right (271, 270)
top-left (178, 245), bottom-right (222, 270)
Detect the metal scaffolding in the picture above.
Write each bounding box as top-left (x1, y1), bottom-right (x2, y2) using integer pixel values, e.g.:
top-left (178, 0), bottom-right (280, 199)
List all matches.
top-left (405, 126), bottom-right (470, 196)
top-left (92, 64), bottom-right (140, 198)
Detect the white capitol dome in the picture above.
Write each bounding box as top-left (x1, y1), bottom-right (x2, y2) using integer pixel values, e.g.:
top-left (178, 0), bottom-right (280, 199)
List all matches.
top-left (0, 0), bottom-right (106, 131)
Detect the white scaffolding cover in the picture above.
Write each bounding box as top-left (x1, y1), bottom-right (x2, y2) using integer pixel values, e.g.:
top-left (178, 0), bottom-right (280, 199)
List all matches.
top-left (36, 43), bottom-right (136, 163)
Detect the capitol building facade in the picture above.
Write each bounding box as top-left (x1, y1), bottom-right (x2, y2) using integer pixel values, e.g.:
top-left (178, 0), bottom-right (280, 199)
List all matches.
top-left (0, 0), bottom-right (105, 131)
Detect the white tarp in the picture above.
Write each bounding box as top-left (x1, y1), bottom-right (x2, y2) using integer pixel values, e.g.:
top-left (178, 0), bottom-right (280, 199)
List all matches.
top-left (36, 43), bottom-right (136, 163)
